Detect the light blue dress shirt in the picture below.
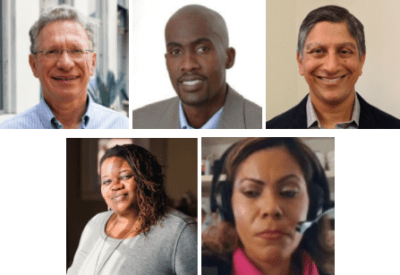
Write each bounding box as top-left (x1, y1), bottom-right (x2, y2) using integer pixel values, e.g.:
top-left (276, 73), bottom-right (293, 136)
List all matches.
top-left (306, 94), bottom-right (360, 129)
top-left (0, 94), bottom-right (129, 129)
top-left (179, 101), bottom-right (223, 129)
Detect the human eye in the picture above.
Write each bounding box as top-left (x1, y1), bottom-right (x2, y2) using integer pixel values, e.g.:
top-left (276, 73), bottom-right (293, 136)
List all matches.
top-left (196, 45), bottom-right (210, 54)
top-left (309, 48), bottom-right (324, 56)
top-left (70, 49), bottom-right (84, 57)
top-left (101, 179), bottom-right (112, 185)
top-left (243, 189), bottom-right (261, 198)
top-left (120, 174), bottom-right (133, 180)
top-left (280, 186), bottom-right (299, 198)
top-left (44, 49), bottom-right (58, 57)
top-left (168, 48), bottom-right (181, 56)
top-left (339, 48), bottom-right (353, 56)
top-left (239, 182), bottom-right (261, 198)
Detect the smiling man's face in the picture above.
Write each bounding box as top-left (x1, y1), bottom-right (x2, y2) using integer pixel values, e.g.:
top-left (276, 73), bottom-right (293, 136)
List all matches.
top-left (297, 21), bottom-right (365, 106)
top-left (29, 20), bottom-right (96, 104)
top-left (164, 10), bottom-right (234, 107)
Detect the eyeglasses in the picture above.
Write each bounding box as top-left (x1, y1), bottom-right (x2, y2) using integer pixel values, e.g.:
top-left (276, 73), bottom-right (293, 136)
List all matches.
top-left (33, 49), bottom-right (94, 60)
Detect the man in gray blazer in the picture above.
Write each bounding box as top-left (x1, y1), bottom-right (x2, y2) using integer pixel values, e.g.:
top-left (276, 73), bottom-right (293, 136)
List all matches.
top-left (132, 5), bottom-right (261, 129)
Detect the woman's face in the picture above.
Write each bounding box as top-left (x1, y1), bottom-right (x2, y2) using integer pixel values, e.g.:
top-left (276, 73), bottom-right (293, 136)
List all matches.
top-left (101, 157), bottom-right (138, 216)
top-left (231, 147), bottom-right (309, 264)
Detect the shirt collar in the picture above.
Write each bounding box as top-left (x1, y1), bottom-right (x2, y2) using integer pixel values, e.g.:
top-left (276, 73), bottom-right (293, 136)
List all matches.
top-left (232, 247), bottom-right (264, 275)
top-left (179, 101), bottom-right (224, 129)
top-left (232, 247), bottom-right (319, 275)
top-left (306, 94), bottom-right (360, 129)
top-left (39, 94), bottom-right (91, 129)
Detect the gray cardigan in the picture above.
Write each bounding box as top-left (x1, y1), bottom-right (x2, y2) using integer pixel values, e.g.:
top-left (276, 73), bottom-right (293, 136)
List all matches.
top-left (67, 209), bottom-right (197, 275)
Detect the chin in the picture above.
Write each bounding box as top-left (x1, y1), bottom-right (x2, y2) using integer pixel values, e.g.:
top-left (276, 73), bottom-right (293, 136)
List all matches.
top-left (314, 89), bottom-right (353, 105)
top-left (179, 95), bottom-right (209, 107)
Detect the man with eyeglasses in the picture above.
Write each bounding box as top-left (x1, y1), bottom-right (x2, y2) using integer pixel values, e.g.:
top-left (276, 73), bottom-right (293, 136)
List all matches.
top-left (0, 5), bottom-right (128, 129)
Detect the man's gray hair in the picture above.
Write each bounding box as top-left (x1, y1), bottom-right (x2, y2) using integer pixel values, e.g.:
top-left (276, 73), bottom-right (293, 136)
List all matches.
top-left (297, 5), bottom-right (365, 59)
top-left (29, 5), bottom-right (99, 54)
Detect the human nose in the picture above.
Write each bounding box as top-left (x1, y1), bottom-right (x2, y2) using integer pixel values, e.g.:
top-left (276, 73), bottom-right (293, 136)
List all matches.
top-left (260, 191), bottom-right (283, 219)
top-left (322, 52), bottom-right (340, 74)
top-left (110, 179), bottom-right (124, 191)
top-left (180, 51), bottom-right (200, 72)
top-left (56, 50), bottom-right (74, 70)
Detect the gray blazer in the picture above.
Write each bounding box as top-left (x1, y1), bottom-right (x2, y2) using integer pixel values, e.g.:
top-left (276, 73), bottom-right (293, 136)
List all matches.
top-left (132, 86), bottom-right (262, 129)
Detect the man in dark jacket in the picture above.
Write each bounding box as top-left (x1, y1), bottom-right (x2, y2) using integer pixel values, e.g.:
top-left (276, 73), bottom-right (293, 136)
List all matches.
top-left (266, 5), bottom-right (400, 129)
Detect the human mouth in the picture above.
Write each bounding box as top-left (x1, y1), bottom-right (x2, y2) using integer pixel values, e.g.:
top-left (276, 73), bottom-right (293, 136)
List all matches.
top-left (256, 230), bottom-right (287, 240)
top-left (317, 75), bottom-right (346, 84)
top-left (178, 75), bottom-right (205, 91)
top-left (52, 76), bottom-right (79, 83)
top-left (182, 80), bottom-right (203, 86)
top-left (111, 193), bottom-right (128, 202)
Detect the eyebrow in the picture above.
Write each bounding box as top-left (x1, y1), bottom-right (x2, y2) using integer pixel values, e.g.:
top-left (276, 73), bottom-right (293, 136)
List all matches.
top-left (305, 42), bottom-right (357, 51)
top-left (101, 169), bottom-right (131, 179)
top-left (236, 174), bottom-right (301, 187)
top-left (166, 38), bottom-right (213, 49)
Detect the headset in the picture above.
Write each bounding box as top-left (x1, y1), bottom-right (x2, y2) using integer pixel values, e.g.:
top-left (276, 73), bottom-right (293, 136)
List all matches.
top-left (210, 138), bottom-right (334, 234)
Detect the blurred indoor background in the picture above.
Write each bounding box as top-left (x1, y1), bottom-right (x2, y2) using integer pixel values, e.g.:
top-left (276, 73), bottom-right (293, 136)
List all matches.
top-left (66, 138), bottom-right (197, 269)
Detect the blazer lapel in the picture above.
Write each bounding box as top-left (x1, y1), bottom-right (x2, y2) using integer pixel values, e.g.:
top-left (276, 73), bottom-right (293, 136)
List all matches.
top-left (217, 86), bottom-right (246, 129)
top-left (157, 97), bottom-right (181, 129)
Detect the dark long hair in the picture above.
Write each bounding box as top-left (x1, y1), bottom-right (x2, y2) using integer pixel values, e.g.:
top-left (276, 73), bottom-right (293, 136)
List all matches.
top-left (100, 144), bottom-right (167, 235)
top-left (203, 138), bottom-right (333, 274)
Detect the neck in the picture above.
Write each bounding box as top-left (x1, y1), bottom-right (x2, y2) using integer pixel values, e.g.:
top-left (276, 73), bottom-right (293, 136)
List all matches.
top-left (44, 92), bottom-right (88, 129)
top-left (182, 84), bottom-right (227, 128)
top-left (107, 212), bottom-right (139, 239)
top-left (246, 250), bottom-right (292, 275)
top-left (310, 92), bottom-right (355, 129)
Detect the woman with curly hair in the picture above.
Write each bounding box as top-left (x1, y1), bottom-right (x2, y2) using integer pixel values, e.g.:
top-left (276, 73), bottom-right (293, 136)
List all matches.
top-left (202, 138), bottom-right (334, 275)
top-left (68, 144), bottom-right (197, 275)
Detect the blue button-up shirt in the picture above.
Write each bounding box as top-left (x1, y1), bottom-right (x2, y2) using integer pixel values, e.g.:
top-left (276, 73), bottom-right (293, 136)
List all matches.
top-left (0, 94), bottom-right (129, 129)
top-left (179, 101), bottom-right (223, 129)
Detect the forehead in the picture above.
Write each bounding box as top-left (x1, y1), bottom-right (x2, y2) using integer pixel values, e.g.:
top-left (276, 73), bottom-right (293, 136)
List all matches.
top-left (165, 13), bottom-right (222, 47)
top-left (305, 21), bottom-right (357, 49)
top-left (38, 20), bottom-right (90, 48)
top-left (101, 156), bottom-right (131, 172)
top-left (236, 147), bottom-right (304, 181)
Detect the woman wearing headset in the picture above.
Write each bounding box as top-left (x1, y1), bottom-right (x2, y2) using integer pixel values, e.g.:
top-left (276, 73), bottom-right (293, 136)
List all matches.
top-left (202, 138), bottom-right (334, 275)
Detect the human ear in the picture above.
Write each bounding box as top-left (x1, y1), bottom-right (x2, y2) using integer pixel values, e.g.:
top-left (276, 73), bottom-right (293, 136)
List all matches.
top-left (89, 52), bottom-right (97, 76)
top-left (297, 52), bottom-right (305, 76)
top-left (359, 53), bottom-right (366, 76)
top-left (29, 54), bottom-right (39, 78)
top-left (225, 47), bottom-right (236, 69)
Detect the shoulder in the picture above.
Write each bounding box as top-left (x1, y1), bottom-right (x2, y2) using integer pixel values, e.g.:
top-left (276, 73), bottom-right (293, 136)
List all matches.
top-left (357, 94), bottom-right (400, 129)
top-left (150, 209), bottom-right (197, 248)
top-left (132, 97), bottom-right (179, 129)
top-left (132, 97), bottom-right (179, 116)
top-left (85, 211), bottom-right (112, 229)
top-left (265, 96), bottom-right (308, 129)
top-left (89, 102), bottom-right (129, 129)
top-left (161, 208), bottom-right (197, 233)
top-left (223, 86), bottom-right (262, 129)
top-left (0, 104), bottom-right (43, 129)
top-left (242, 97), bottom-right (262, 128)
top-left (227, 87), bottom-right (262, 113)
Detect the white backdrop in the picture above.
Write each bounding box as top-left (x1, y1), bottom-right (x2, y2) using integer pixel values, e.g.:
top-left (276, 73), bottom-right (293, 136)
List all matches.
top-left (130, 0), bottom-right (266, 114)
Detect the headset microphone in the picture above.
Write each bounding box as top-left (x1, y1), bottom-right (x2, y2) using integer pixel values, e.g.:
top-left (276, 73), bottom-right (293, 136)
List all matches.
top-left (296, 208), bottom-right (334, 234)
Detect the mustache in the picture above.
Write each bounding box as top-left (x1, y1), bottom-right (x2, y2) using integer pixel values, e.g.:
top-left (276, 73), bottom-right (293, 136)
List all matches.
top-left (178, 73), bottom-right (207, 82)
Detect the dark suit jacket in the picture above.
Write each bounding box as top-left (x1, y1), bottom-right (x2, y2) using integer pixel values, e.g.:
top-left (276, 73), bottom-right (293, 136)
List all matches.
top-left (132, 85), bottom-right (262, 129)
top-left (265, 93), bottom-right (400, 129)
